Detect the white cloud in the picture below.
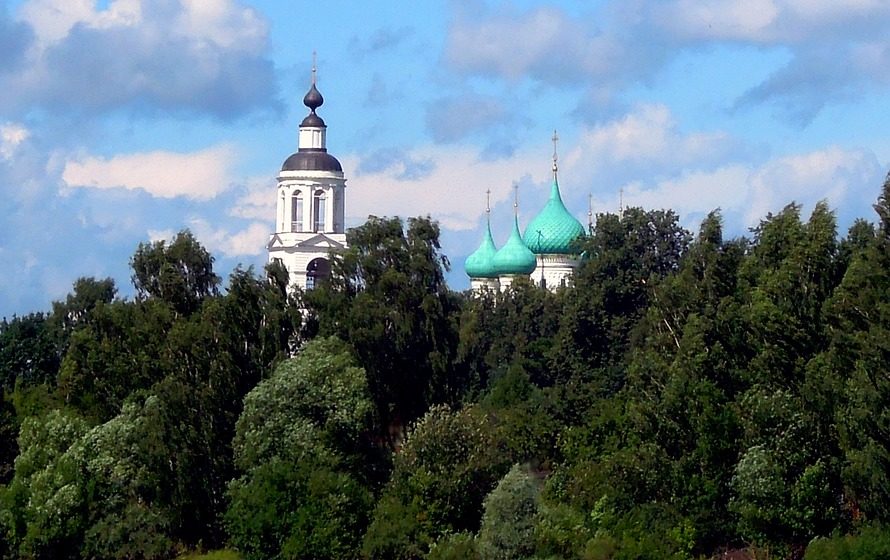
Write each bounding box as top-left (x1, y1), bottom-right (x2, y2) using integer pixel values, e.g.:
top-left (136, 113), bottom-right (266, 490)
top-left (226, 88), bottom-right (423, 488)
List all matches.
top-left (147, 228), bottom-right (176, 243)
top-left (568, 104), bottom-right (733, 169)
top-left (343, 104), bottom-right (735, 232)
top-left (175, 0), bottom-right (267, 51)
top-left (652, 0), bottom-right (780, 42)
top-left (228, 176), bottom-right (275, 220)
top-left (651, 0), bottom-right (890, 44)
top-left (145, 218), bottom-right (269, 258)
top-left (19, 0), bottom-right (141, 45)
top-left (5, 0), bottom-right (275, 117)
top-left (342, 147), bottom-right (549, 231)
top-left (187, 218), bottom-right (270, 258)
top-left (746, 146), bottom-right (880, 224)
top-left (18, 0), bottom-right (264, 49)
top-left (446, 4), bottom-right (635, 86)
top-left (62, 144), bottom-right (238, 200)
top-left (622, 165), bottom-right (752, 219)
top-left (444, 1), bottom-right (890, 124)
top-left (618, 146), bottom-right (881, 229)
top-left (0, 123), bottom-right (30, 159)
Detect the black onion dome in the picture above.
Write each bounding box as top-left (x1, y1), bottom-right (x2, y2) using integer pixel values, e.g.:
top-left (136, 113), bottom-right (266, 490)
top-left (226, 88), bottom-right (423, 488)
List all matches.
top-left (303, 83), bottom-right (324, 111)
top-left (300, 112), bottom-right (326, 128)
top-left (281, 150), bottom-right (342, 172)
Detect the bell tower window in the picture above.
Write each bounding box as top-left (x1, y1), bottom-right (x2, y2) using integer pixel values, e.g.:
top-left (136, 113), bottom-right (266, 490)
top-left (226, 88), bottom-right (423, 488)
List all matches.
top-left (291, 193), bottom-right (303, 232)
top-left (306, 257), bottom-right (330, 290)
top-left (313, 190), bottom-right (326, 232)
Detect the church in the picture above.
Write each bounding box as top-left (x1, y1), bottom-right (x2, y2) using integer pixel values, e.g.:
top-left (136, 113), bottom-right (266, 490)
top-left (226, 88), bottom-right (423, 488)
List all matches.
top-left (266, 66), bottom-right (346, 290)
top-left (267, 68), bottom-right (587, 292)
top-left (464, 134), bottom-right (587, 292)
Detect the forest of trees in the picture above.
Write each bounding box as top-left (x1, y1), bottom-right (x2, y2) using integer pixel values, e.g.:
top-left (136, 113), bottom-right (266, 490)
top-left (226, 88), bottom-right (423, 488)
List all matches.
top-left (2, 176), bottom-right (890, 559)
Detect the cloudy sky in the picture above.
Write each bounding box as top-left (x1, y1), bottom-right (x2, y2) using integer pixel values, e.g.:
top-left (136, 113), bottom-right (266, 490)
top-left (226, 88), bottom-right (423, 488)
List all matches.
top-left (2, 0), bottom-right (890, 316)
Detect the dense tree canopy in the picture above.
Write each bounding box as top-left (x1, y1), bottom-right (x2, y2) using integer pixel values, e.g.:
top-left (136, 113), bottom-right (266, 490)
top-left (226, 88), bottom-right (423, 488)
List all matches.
top-left (4, 176), bottom-right (890, 559)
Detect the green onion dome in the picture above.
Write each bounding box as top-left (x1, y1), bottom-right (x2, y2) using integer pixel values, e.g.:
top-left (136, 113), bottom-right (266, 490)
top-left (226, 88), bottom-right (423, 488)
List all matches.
top-left (492, 216), bottom-right (537, 275)
top-left (523, 177), bottom-right (585, 254)
top-left (465, 221), bottom-right (499, 278)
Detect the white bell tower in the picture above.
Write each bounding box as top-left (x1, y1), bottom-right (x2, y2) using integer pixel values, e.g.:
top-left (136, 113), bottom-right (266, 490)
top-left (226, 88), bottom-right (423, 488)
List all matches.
top-left (267, 59), bottom-right (347, 291)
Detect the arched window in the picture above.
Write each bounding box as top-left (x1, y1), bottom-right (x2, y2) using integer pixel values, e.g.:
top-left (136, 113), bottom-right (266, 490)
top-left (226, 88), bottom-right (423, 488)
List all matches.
top-left (313, 189), bottom-right (326, 232)
top-left (291, 192), bottom-right (303, 232)
top-left (306, 257), bottom-right (330, 290)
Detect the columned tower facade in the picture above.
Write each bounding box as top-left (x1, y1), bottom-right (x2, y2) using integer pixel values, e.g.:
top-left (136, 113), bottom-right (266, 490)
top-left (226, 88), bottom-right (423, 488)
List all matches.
top-left (268, 65), bottom-right (347, 290)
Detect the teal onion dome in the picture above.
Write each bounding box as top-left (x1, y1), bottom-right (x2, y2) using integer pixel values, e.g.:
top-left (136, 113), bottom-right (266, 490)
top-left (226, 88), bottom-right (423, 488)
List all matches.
top-left (492, 216), bottom-right (537, 275)
top-left (465, 221), bottom-right (499, 278)
top-left (524, 177), bottom-right (585, 254)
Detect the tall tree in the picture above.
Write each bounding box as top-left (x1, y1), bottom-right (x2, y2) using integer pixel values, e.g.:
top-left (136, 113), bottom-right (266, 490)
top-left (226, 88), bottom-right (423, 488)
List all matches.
top-left (0, 313), bottom-right (59, 391)
top-left (227, 337), bottom-right (374, 560)
top-left (477, 464), bottom-right (540, 560)
top-left (305, 216), bottom-right (461, 437)
top-left (817, 174), bottom-right (890, 522)
top-left (362, 404), bottom-right (517, 560)
top-left (131, 230), bottom-right (220, 316)
top-left (553, 208), bottom-right (691, 388)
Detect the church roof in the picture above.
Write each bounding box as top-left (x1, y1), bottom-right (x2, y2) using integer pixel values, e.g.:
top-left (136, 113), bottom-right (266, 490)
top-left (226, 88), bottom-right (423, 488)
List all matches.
top-left (281, 63), bottom-right (341, 173)
top-left (523, 176), bottom-right (585, 254)
top-left (303, 82), bottom-right (323, 111)
top-left (465, 221), bottom-right (499, 278)
top-left (281, 150), bottom-right (342, 172)
top-left (492, 215), bottom-right (537, 276)
top-left (300, 112), bottom-right (326, 128)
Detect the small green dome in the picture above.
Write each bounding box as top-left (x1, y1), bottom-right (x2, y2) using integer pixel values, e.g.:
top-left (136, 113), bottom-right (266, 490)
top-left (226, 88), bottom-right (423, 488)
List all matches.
top-left (465, 221), bottom-right (499, 278)
top-left (523, 178), bottom-right (585, 254)
top-left (492, 216), bottom-right (537, 276)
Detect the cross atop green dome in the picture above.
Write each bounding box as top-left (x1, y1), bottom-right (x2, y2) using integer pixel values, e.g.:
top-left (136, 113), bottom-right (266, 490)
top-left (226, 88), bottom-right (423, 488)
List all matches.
top-left (524, 130), bottom-right (585, 254)
top-left (523, 176), bottom-right (585, 254)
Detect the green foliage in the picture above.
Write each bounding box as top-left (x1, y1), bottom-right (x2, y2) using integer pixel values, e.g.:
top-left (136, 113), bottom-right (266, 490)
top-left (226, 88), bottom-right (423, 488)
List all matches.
top-left (555, 207), bottom-right (692, 384)
top-left (131, 229), bottom-right (220, 315)
top-left (57, 299), bottom-right (175, 422)
top-left (233, 336), bottom-right (372, 470)
top-left (177, 551), bottom-right (242, 560)
top-left (427, 533), bottom-right (479, 560)
top-left (363, 404), bottom-right (516, 559)
top-left (804, 525), bottom-right (890, 559)
top-left (458, 280), bottom-right (562, 390)
top-left (817, 211), bottom-right (890, 522)
top-left (227, 337), bottom-right (375, 560)
top-left (49, 277), bottom-right (117, 339)
top-left (227, 458), bottom-right (371, 560)
top-left (305, 216), bottom-right (461, 436)
top-left (583, 503), bottom-right (697, 560)
top-left (477, 464), bottom-right (540, 560)
top-left (5, 182), bottom-right (890, 560)
top-left (0, 410), bottom-right (89, 560)
top-left (0, 312), bottom-right (60, 390)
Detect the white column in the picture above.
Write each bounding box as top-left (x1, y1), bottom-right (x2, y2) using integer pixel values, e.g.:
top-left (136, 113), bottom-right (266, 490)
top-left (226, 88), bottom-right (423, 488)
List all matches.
top-left (294, 187), bottom-right (312, 231)
top-left (325, 186), bottom-right (334, 233)
top-left (285, 188), bottom-right (292, 232)
top-left (278, 189), bottom-right (285, 232)
top-left (336, 185), bottom-right (345, 233)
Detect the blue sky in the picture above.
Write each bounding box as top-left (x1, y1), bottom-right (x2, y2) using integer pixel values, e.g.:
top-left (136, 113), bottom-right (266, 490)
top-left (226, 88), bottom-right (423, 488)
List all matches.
top-left (2, 0), bottom-right (890, 317)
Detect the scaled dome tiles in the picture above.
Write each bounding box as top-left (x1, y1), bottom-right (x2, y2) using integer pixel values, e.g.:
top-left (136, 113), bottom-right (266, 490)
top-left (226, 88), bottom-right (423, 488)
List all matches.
top-left (523, 178), bottom-right (585, 254)
top-left (464, 222), bottom-right (499, 278)
top-left (492, 216), bottom-right (537, 276)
